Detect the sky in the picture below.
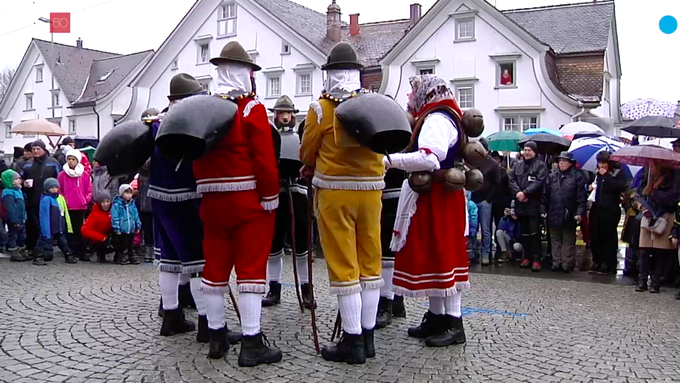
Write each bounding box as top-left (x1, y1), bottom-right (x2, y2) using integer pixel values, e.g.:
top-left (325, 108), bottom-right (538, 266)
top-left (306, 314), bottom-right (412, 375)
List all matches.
top-left (0, 0), bottom-right (678, 104)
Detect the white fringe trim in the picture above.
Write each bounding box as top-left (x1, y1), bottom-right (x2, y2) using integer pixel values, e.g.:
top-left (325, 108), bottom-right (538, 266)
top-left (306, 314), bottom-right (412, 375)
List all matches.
top-left (200, 284), bottom-right (232, 295)
top-left (312, 177), bottom-right (385, 191)
top-left (148, 189), bottom-right (201, 202)
top-left (261, 197), bottom-right (279, 211)
top-left (197, 181), bottom-right (257, 194)
top-left (310, 101), bottom-right (323, 124)
top-left (243, 99), bottom-right (262, 118)
top-left (181, 264), bottom-right (205, 274)
top-left (329, 284), bottom-right (363, 296)
top-left (360, 277), bottom-right (385, 290)
top-left (393, 281), bottom-right (470, 298)
top-left (158, 263), bottom-right (183, 273)
top-left (390, 180), bottom-right (419, 252)
top-left (238, 283), bottom-right (266, 294)
top-left (381, 259), bottom-right (395, 268)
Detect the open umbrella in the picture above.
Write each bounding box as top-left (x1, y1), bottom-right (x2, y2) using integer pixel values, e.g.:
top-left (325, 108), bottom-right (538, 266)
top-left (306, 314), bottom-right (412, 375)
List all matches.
top-left (621, 98), bottom-right (677, 120)
top-left (559, 121), bottom-right (604, 138)
top-left (518, 133), bottom-right (571, 154)
top-left (523, 127), bottom-right (561, 136)
top-left (10, 119), bottom-right (67, 148)
top-left (639, 138), bottom-right (674, 150)
top-left (610, 145), bottom-right (680, 170)
top-left (622, 116), bottom-right (680, 138)
top-left (569, 136), bottom-right (641, 179)
top-left (486, 130), bottom-right (525, 152)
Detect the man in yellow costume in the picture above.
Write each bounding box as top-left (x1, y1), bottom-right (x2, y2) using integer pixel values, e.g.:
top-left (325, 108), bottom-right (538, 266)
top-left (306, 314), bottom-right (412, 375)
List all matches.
top-left (300, 42), bottom-right (384, 365)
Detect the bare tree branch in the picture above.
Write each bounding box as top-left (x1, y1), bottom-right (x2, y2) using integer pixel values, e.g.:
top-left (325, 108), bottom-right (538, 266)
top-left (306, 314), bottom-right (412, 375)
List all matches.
top-left (0, 66), bottom-right (18, 104)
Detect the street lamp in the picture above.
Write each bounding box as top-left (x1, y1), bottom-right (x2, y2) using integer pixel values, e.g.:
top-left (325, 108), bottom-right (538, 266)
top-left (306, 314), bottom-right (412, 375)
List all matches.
top-left (38, 17), bottom-right (55, 120)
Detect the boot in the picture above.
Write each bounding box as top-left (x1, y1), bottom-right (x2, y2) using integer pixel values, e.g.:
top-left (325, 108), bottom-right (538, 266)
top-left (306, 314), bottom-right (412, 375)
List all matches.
top-left (301, 283), bottom-right (316, 309)
top-left (375, 297), bottom-right (393, 330)
top-left (158, 298), bottom-right (164, 318)
top-left (238, 332), bottom-right (283, 367)
top-left (97, 251), bottom-right (107, 263)
top-left (588, 263), bottom-right (600, 274)
top-left (392, 295), bottom-right (406, 318)
top-left (321, 331), bottom-right (366, 365)
top-left (178, 283), bottom-right (196, 309)
top-left (636, 275), bottom-right (648, 292)
top-left (363, 328), bottom-right (375, 358)
top-left (32, 256), bottom-right (46, 266)
top-left (9, 248), bottom-right (31, 262)
top-left (159, 308), bottom-right (195, 336)
top-left (197, 315), bottom-right (209, 343)
top-left (115, 252), bottom-right (129, 265)
top-left (650, 277), bottom-right (661, 294)
top-left (144, 247), bottom-right (154, 263)
top-left (408, 311), bottom-right (445, 339)
top-left (65, 254), bottom-right (78, 264)
top-left (128, 251), bottom-right (140, 265)
top-left (425, 315), bottom-right (466, 347)
top-left (262, 282), bottom-right (281, 307)
top-left (207, 327), bottom-right (229, 359)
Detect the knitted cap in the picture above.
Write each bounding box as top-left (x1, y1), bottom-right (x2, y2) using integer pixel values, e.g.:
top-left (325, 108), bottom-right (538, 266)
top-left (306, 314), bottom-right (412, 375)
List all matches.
top-left (31, 140), bottom-right (46, 150)
top-left (62, 137), bottom-right (74, 146)
top-left (96, 190), bottom-right (112, 203)
top-left (119, 184), bottom-right (133, 196)
top-left (65, 148), bottom-right (82, 162)
top-left (43, 178), bottom-right (59, 191)
top-left (523, 141), bottom-right (537, 152)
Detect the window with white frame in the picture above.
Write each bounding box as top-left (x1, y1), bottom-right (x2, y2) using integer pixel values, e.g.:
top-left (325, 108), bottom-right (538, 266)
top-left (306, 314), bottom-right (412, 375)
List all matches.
top-left (456, 85), bottom-right (474, 109)
top-left (5, 122), bottom-right (12, 139)
top-left (199, 79), bottom-right (211, 92)
top-left (281, 41), bottom-right (291, 55)
top-left (25, 94), bottom-right (33, 110)
top-left (69, 119), bottom-right (76, 135)
top-left (419, 68), bottom-right (434, 75)
top-left (171, 58), bottom-right (179, 70)
top-left (455, 18), bottom-right (475, 41)
top-left (502, 115), bottom-right (538, 132)
top-left (217, 2), bottom-right (237, 37)
top-left (197, 42), bottom-right (210, 64)
top-left (604, 76), bottom-right (610, 101)
top-left (53, 92), bottom-right (60, 107)
top-left (267, 76), bottom-right (281, 98)
top-left (36, 67), bottom-right (43, 82)
top-left (297, 73), bottom-right (312, 95)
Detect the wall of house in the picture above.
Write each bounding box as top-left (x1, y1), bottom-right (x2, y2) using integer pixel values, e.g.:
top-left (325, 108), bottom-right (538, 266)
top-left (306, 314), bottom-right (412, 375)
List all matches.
top-left (593, 24), bottom-right (621, 126)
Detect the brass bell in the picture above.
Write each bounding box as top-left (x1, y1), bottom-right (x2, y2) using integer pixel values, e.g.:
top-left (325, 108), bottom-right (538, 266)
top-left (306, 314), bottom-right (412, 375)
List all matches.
top-left (408, 171), bottom-right (432, 194)
top-left (462, 141), bottom-right (487, 167)
top-left (461, 109), bottom-right (484, 138)
top-left (465, 168), bottom-right (484, 192)
top-left (444, 168), bottom-right (466, 192)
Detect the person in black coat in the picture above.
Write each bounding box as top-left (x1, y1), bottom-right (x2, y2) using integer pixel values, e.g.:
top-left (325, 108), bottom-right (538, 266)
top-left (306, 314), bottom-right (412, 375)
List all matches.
top-left (588, 151), bottom-right (628, 275)
top-left (541, 152), bottom-right (587, 272)
top-left (470, 139), bottom-right (501, 266)
top-left (509, 141), bottom-right (548, 271)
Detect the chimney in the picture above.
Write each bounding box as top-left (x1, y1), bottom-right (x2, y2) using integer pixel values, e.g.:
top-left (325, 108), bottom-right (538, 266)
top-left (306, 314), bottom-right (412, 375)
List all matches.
top-left (349, 13), bottom-right (360, 36)
top-left (76, 37), bottom-right (83, 49)
top-left (326, 0), bottom-right (342, 42)
top-left (410, 4), bottom-right (422, 27)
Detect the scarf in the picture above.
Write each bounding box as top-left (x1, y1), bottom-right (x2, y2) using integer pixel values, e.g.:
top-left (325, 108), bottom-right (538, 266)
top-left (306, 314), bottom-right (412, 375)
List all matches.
top-left (408, 74), bottom-right (457, 117)
top-left (323, 69), bottom-right (361, 93)
top-left (63, 163), bottom-right (85, 178)
top-left (214, 62), bottom-right (252, 95)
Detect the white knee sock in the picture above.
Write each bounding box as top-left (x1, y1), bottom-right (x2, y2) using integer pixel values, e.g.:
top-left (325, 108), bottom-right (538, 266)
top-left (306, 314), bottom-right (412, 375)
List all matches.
top-left (159, 272), bottom-right (180, 310)
top-left (444, 292), bottom-right (463, 318)
top-left (338, 292), bottom-right (362, 335)
top-left (179, 273), bottom-right (190, 285)
top-left (360, 288), bottom-right (380, 330)
top-left (429, 296), bottom-right (445, 315)
top-left (203, 293), bottom-right (226, 330)
top-left (380, 266), bottom-right (395, 300)
top-left (296, 254), bottom-right (309, 284)
top-left (239, 293), bottom-right (262, 336)
top-left (268, 256), bottom-right (284, 282)
top-left (189, 277), bottom-right (206, 316)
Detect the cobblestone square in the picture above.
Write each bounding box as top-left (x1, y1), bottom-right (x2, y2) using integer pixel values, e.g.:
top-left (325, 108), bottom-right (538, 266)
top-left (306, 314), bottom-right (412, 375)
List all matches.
top-left (2, 258), bottom-right (680, 383)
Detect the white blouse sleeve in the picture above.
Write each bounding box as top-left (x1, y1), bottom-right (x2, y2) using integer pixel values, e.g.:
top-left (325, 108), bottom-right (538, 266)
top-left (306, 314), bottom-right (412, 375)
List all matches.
top-left (386, 113), bottom-right (458, 173)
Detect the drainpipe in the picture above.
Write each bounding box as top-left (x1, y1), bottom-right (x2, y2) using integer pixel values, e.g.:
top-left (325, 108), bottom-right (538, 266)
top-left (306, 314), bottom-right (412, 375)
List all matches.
top-left (571, 102), bottom-right (586, 122)
top-left (93, 91), bottom-right (101, 140)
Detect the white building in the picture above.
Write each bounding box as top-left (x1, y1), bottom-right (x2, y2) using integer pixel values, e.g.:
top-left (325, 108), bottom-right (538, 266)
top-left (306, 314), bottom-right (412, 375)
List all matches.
top-left (0, 38), bottom-right (152, 161)
top-left (380, 0), bottom-right (622, 136)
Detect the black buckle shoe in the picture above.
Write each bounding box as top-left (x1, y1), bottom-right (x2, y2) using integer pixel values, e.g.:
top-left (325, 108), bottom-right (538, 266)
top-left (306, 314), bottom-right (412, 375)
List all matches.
top-left (262, 282), bottom-right (281, 307)
top-left (208, 327), bottom-right (229, 359)
top-left (392, 295), bottom-right (406, 318)
top-left (425, 315), bottom-right (466, 347)
top-left (375, 297), bottom-right (392, 330)
top-left (160, 308), bottom-right (196, 337)
top-left (363, 328), bottom-right (375, 358)
top-left (321, 331), bottom-right (366, 365)
top-left (301, 283), bottom-right (316, 309)
top-left (408, 311), bottom-right (444, 339)
top-left (238, 332), bottom-right (283, 367)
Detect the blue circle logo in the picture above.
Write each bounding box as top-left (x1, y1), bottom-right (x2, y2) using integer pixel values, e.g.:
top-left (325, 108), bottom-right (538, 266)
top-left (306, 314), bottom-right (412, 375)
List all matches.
top-left (659, 15), bottom-right (678, 34)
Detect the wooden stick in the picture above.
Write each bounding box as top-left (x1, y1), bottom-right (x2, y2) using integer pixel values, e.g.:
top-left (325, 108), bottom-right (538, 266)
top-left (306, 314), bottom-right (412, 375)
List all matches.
top-left (331, 311), bottom-right (342, 342)
top-left (288, 180), bottom-right (304, 313)
top-left (306, 182), bottom-right (320, 354)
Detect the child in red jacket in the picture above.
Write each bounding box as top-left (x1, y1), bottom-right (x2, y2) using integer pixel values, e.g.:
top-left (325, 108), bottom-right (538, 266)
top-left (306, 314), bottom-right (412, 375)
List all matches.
top-left (82, 191), bottom-right (113, 263)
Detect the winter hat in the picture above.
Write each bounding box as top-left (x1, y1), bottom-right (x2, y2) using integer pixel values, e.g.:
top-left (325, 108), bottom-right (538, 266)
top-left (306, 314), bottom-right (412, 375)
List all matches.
top-left (65, 148), bottom-right (83, 162)
top-left (96, 190), bottom-right (112, 203)
top-left (1, 169), bottom-right (20, 189)
top-left (523, 141), bottom-right (537, 152)
top-left (12, 147), bottom-right (23, 159)
top-left (43, 178), bottom-right (59, 191)
top-left (23, 143), bottom-right (32, 152)
top-left (119, 184), bottom-right (133, 196)
top-left (61, 137), bottom-right (74, 146)
top-left (31, 140), bottom-right (46, 150)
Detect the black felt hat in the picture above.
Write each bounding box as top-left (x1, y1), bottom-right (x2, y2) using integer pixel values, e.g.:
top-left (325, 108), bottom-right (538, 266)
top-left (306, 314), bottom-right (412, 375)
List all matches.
top-left (210, 41), bottom-right (261, 71)
top-left (167, 73), bottom-right (206, 101)
top-left (321, 42), bottom-right (363, 71)
top-left (268, 95), bottom-right (299, 113)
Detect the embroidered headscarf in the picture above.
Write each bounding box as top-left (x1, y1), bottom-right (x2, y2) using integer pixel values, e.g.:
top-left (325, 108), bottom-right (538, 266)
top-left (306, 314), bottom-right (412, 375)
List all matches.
top-left (407, 74), bottom-right (455, 116)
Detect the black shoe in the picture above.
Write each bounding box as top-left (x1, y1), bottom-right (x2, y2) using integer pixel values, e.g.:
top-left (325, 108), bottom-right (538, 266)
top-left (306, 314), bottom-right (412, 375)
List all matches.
top-left (262, 282), bottom-right (281, 307)
top-left (79, 254), bottom-right (91, 262)
top-left (408, 311), bottom-right (445, 339)
top-left (636, 276), bottom-right (648, 292)
top-left (65, 255), bottom-right (78, 264)
top-left (238, 332), bottom-right (283, 367)
top-left (208, 327), bottom-right (229, 359)
top-left (128, 254), bottom-right (140, 265)
top-left (551, 265), bottom-right (561, 272)
top-left (321, 331), bottom-right (366, 365)
top-left (32, 256), bottom-right (46, 266)
top-left (9, 249), bottom-right (31, 262)
top-left (392, 295), bottom-right (406, 318)
top-left (116, 253), bottom-right (129, 265)
top-left (301, 283), bottom-right (316, 309)
top-left (425, 315), bottom-right (466, 347)
top-left (197, 315), bottom-right (209, 343)
top-left (650, 277), bottom-right (661, 294)
top-left (178, 282), bottom-right (196, 309)
top-left (588, 263), bottom-right (599, 274)
top-left (375, 297), bottom-right (393, 330)
top-left (159, 308), bottom-right (195, 337)
top-left (597, 264), bottom-right (609, 275)
top-left (158, 298), bottom-right (164, 318)
top-left (363, 328), bottom-right (375, 358)
top-left (562, 266), bottom-right (571, 274)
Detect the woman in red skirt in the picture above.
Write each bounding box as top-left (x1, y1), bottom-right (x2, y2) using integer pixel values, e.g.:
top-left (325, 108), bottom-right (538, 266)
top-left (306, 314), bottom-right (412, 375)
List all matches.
top-left (384, 75), bottom-right (469, 347)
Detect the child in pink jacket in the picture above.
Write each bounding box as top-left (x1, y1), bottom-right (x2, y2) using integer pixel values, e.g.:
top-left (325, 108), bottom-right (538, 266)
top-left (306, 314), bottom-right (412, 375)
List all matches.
top-left (57, 148), bottom-right (93, 261)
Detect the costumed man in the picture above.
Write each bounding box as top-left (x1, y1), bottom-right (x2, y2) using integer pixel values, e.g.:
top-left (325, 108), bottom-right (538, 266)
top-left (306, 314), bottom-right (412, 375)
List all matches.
top-left (149, 74), bottom-right (217, 344)
top-left (262, 95), bottom-right (313, 309)
top-left (300, 42), bottom-right (385, 365)
top-left (386, 75), bottom-right (480, 348)
top-left (195, 41), bottom-right (282, 367)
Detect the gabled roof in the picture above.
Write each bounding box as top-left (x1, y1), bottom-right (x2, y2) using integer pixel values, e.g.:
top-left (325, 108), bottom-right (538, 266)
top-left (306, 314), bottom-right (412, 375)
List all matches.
top-left (33, 39), bottom-right (119, 103)
top-left (73, 50), bottom-right (154, 106)
top-left (503, 1), bottom-right (614, 54)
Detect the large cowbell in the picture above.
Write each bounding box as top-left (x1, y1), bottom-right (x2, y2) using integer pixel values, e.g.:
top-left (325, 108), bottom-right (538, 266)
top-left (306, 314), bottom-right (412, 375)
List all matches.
top-left (335, 93), bottom-right (412, 154)
top-left (94, 121), bottom-right (153, 177)
top-left (156, 95), bottom-right (238, 161)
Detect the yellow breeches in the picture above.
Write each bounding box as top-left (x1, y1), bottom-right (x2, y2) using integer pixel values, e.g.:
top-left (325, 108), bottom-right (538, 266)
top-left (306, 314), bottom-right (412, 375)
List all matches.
top-left (315, 189), bottom-right (383, 295)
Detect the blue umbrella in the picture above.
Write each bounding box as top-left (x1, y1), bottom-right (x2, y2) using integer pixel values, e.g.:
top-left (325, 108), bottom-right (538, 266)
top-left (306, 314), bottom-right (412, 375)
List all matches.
top-left (524, 127), bottom-right (561, 136)
top-left (568, 136), bottom-right (641, 179)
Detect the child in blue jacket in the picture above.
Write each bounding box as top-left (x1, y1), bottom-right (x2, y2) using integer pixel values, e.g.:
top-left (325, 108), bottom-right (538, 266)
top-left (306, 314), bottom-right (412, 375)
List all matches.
top-left (466, 190), bottom-right (478, 262)
top-left (2, 169), bottom-right (29, 262)
top-left (36, 178), bottom-right (74, 265)
top-left (496, 208), bottom-right (522, 262)
top-left (111, 184), bottom-right (142, 265)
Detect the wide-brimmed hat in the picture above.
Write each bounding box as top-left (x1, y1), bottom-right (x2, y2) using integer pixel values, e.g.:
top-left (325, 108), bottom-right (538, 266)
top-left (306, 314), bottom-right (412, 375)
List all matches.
top-left (321, 42), bottom-right (363, 71)
top-left (268, 95), bottom-right (299, 113)
top-left (167, 73), bottom-right (206, 101)
top-left (556, 151), bottom-right (575, 162)
top-left (210, 41), bottom-right (261, 71)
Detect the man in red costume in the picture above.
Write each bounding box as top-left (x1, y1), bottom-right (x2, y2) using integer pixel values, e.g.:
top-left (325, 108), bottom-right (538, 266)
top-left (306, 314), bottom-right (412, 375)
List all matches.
top-left (193, 41), bottom-right (282, 367)
top-left (384, 75), bottom-right (470, 348)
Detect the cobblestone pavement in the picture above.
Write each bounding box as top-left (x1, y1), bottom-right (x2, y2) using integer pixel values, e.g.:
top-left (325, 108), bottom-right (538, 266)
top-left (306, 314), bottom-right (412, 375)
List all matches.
top-left (2, 257), bottom-right (680, 383)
